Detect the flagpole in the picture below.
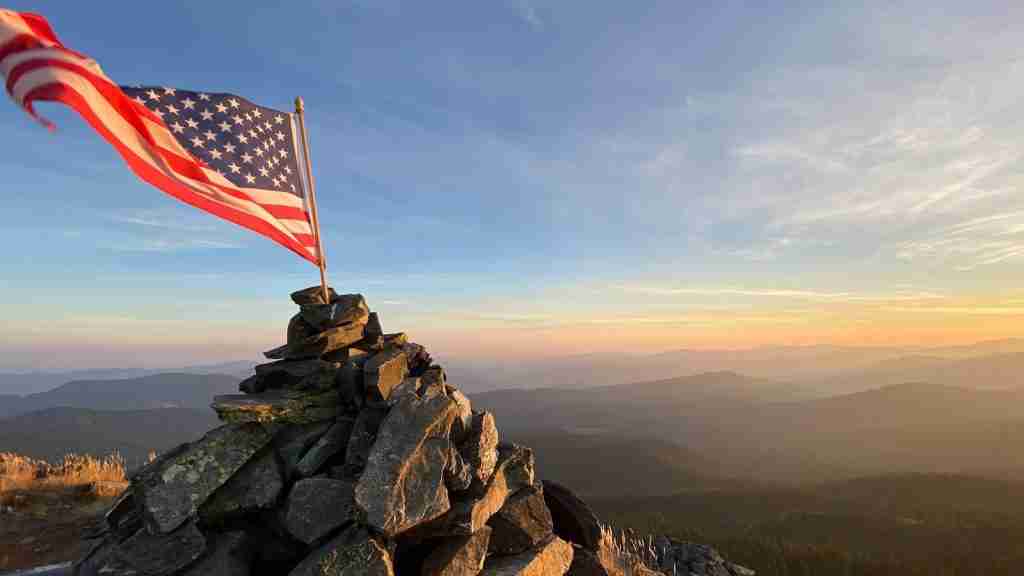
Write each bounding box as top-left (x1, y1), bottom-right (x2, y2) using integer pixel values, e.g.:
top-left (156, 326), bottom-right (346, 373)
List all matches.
top-left (294, 97), bottom-right (330, 304)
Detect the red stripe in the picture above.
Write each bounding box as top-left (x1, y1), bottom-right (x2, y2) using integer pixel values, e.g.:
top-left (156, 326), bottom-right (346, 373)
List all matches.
top-left (6, 57), bottom-right (161, 138)
top-left (294, 233), bottom-right (317, 247)
top-left (262, 205), bottom-right (310, 221)
top-left (17, 12), bottom-right (63, 46)
top-left (23, 82), bottom-right (319, 264)
top-left (0, 33), bottom-right (45, 68)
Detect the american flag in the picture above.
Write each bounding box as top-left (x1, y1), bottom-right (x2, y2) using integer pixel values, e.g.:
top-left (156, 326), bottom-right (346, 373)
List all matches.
top-left (0, 10), bottom-right (319, 264)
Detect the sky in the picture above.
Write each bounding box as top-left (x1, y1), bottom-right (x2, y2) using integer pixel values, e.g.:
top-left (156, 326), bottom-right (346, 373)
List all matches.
top-left (2, 1), bottom-right (1024, 370)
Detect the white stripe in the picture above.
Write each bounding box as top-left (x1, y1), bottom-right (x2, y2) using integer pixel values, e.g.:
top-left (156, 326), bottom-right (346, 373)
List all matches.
top-left (0, 11), bottom-right (36, 49)
top-left (0, 47), bottom-right (100, 79)
top-left (10, 66), bottom-right (313, 254)
top-left (279, 218), bottom-right (314, 236)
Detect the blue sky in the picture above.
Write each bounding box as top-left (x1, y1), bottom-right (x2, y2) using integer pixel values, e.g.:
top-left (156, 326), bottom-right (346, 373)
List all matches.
top-left (3, 1), bottom-right (1024, 369)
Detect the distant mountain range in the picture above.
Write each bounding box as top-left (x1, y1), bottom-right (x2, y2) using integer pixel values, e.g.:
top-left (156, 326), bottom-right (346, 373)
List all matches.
top-left (0, 360), bottom-right (255, 396)
top-left (0, 406), bottom-right (218, 466)
top-left (4, 342), bottom-right (1024, 487)
top-left (450, 339), bottom-right (1024, 393)
top-left (0, 373), bottom-right (241, 420)
top-left (472, 372), bottom-right (1024, 485)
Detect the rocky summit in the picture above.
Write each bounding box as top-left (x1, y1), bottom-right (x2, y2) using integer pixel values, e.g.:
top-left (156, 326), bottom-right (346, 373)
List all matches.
top-left (73, 287), bottom-right (753, 576)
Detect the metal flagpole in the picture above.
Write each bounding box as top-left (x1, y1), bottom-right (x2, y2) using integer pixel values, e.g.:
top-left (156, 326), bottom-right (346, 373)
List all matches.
top-left (294, 97), bottom-right (330, 304)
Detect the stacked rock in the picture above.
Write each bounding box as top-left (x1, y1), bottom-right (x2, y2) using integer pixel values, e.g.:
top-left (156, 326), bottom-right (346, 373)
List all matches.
top-left (74, 286), bottom-right (753, 576)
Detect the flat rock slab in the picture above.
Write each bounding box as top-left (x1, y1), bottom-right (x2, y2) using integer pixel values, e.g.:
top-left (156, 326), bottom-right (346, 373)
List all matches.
top-left (212, 390), bottom-right (342, 425)
top-left (113, 520), bottom-right (207, 576)
top-left (254, 358), bottom-right (341, 391)
top-left (422, 526), bottom-right (492, 576)
top-left (288, 526), bottom-right (394, 576)
top-left (541, 482), bottom-right (603, 553)
top-left (199, 446), bottom-right (283, 524)
top-left (283, 477), bottom-right (359, 545)
top-left (295, 417), bottom-right (355, 477)
top-left (131, 423), bottom-right (272, 534)
top-left (299, 294), bottom-right (369, 330)
top-left (287, 322), bottom-right (368, 359)
top-left (481, 536), bottom-right (574, 576)
top-left (488, 483), bottom-right (554, 556)
top-left (291, 285), bottom-right (339, 305)
top-left (355, 384), bottom-right (458, 537)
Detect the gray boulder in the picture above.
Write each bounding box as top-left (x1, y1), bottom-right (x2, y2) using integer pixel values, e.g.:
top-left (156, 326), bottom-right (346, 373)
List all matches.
top-left (460, 412), bottom-right (499, 488)
top-left (294, 417), bottom-right (355, 478)
top-left (343, 404), bottom-right (390, 476)
top-left (288, 526), bottom-right (394, 576)
top-left (541, 481), bottom-right (603, 553)
top-left (421, 526), bottom-right (492, 576)
top-left (181, 531), bottom-right (249, 576)
top-left (445, 385), bottom-right (473, 445)
top-left (444, 445), bottom-right (473, 493)
top-left (481, 535), bottom-right (574, 576)
top-left (272, 420), bottom-right (334, 479)
top-left (282, 477), bottom-right (358, 545)
top-left (652, 537), bottom-right (755, 576)
top-left (497, 443), bottom-right (535, 490)
top-left (199, 446), bottom-right (283, 524)
top-left (425, 439), bottom-right (537, 538)
top-left (131, 423), bottom-right (272, 534)
top-left (355, 383), bottom-right (458, 537)
top-left (488, 483), bottom-right (554, 556)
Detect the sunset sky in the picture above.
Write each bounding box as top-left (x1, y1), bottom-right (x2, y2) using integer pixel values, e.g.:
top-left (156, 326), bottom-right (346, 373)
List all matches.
top-left (2, 1), bottom-right (1024, 370)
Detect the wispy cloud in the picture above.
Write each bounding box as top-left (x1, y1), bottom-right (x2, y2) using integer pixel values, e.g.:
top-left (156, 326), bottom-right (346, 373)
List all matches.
top-left (109, 238), bottom-right (243, 253)
top-left (516, 1), bottom-right (542, 30)
top-left (733, 143), bottom-right (849, 173)
top-left (615, 284), bottom-right (945, 303)
top-left (882, 305), bottom-right (1024, 316)
top-left (107, 210), bottom-right (220, 233)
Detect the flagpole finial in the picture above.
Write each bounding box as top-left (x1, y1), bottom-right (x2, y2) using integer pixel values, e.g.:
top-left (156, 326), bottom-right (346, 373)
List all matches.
top-left (294, 97), bottom-right (304, 113)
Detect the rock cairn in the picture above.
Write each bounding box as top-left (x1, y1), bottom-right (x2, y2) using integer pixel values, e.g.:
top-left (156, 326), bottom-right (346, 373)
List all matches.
top-left (75, 287), bottom-right (753, 576)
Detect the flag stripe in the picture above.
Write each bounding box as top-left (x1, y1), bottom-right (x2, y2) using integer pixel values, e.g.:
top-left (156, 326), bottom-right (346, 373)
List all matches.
top-left (0, 11), bottom-right (320, 264)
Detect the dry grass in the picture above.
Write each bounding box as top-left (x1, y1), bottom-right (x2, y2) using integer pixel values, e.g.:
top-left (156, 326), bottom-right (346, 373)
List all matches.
top-left (598, 523), bottom-right (664, 576)
top-left (0, 452), bottom-right (127, 502)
